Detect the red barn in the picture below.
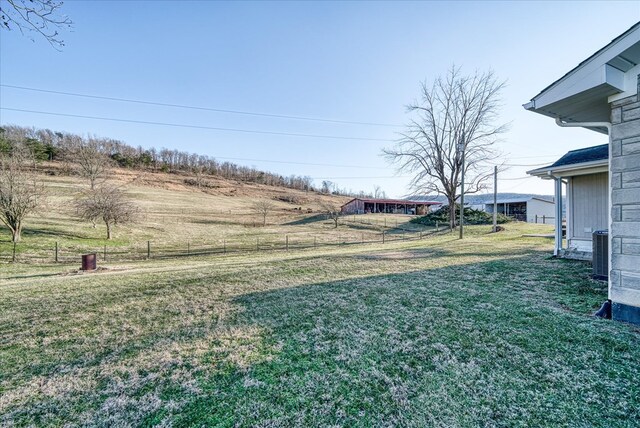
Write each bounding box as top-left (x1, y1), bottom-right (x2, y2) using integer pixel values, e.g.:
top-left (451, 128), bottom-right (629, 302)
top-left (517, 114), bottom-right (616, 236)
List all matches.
top-left (340, 198), bottom-right (441, 215)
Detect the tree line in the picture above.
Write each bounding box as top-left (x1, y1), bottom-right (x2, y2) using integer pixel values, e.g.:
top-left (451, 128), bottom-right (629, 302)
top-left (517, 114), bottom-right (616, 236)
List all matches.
top-left (0, 124), bottom-right (376, 198)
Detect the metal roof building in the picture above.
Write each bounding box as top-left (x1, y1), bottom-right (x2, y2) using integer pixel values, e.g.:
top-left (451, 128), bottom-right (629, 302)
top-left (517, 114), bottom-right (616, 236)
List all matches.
top-left (340, 198), bottom-right (441, 215)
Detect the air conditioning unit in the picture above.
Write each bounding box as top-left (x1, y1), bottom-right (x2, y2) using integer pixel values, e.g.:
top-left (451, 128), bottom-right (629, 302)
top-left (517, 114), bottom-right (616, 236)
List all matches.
top-left (592, 230), bottom-right (608, 281)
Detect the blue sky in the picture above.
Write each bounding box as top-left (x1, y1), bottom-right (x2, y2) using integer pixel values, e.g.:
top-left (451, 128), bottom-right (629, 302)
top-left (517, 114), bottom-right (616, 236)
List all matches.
top-left (1, 1), bottom-right (639, 197)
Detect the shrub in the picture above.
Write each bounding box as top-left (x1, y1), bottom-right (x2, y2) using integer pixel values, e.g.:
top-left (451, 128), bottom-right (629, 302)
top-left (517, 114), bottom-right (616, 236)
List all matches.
top-left (410, 204), bottom-right (511, 226)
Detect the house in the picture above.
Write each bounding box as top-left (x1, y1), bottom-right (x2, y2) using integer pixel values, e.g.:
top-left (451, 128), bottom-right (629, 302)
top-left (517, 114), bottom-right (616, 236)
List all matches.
top-left (483, 196), bottom-right (555, 223)
top-left (528, 144), bottom-right (608, 259)
top-left (523, 22), bottom-right (640, 325)
top-left (340, 198), bottom-right (441, 215)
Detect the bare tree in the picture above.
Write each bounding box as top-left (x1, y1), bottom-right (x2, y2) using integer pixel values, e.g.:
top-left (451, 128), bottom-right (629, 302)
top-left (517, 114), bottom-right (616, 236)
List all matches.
top-left (373, 185), bottom-right (384, 199)
top-left (74, 185), bottom-right (137, 240)
top-left (0, 150), bottom-right (44, 242)
top-left (1, 0), bottom-right (72, 48)
top-left (320, 200), bottom-right (341, 228)
top-left (321, 180), bottom-right (334, 194)
top-left (68, 139), bottom-right (112, 190)
top-left (251, 200), bottom-right (275, 226)
top-left (384, 67), bottom-right (507, 229)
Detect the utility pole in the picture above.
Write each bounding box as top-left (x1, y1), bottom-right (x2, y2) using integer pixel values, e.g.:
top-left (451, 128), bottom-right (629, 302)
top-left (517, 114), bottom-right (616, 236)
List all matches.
top-left (458, 135), bottom-right (466, 239)
top-left (493, 165), bottom-right (498, 232)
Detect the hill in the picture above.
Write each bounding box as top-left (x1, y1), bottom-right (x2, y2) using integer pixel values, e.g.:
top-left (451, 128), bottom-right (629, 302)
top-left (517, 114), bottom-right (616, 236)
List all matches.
top-left (0, 163), bottom-right (440, 264)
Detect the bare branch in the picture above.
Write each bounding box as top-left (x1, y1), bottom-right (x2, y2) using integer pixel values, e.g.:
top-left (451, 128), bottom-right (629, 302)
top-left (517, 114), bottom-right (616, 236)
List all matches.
top-left (74, 184), bottom-right (138, 240)
top-left (1, 0), bottom-right (72, 49)
top-left (384, 66), bottom-right (508, 228)
top-left (251, 200), bottom-right (276, 226)
top-left (0, 149), bottom-right (45, 242)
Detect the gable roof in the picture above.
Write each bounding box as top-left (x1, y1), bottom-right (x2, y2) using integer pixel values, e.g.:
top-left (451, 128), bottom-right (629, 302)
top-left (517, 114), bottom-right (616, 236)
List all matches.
top-left (527, 144), bottom-right (609, 178)
top-left (523, 22), bottom-right (640, 132)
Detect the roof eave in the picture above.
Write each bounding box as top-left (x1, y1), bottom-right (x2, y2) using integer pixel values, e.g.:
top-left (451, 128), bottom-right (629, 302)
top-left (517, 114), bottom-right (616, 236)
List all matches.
top-left (523, 22), bottom-right (640, 130)
top-left (527, 159), bottom-right (609, 178)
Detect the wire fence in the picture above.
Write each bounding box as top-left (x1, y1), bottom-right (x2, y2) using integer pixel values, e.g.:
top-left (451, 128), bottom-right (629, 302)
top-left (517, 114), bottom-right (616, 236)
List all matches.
top-left (3, 225), bottom-right (450, 265)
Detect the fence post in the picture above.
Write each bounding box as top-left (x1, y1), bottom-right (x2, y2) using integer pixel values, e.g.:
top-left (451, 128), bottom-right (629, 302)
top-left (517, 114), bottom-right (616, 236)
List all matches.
top-left (104, 245), bottom-right (107, 262)
top-left (147, 241), bottom-right (151, 259)
top-left (535, 214), bottom-right (538, 223)
top-left (286, 235), bottom-right (289, 251)
top-left (542, 215), bottom-right (546, 224)
top-left (55, 241), bottom-right (58, 263)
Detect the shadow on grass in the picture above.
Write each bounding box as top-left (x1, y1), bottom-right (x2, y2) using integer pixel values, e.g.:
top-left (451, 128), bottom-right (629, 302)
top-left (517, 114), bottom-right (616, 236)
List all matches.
top-left (3, 245), bottom-right (635, 427)
top-left (171, 253), bottom-right (635, 427)
top-left (20, 228), bottom-right (91, 241)
top-left (284, 214), bottom-right (327, 226)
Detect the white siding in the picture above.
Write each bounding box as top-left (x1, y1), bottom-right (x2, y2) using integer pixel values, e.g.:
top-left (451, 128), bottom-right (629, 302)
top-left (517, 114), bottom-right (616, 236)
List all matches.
top-left (568, 173), bottom-right (609, 251)
top-left (526, 199), bottom-right (555, 223)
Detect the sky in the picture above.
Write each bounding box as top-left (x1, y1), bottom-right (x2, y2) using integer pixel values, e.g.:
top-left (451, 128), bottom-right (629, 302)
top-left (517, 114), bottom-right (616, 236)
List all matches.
top-left (1, 1), bottom-right (639, 198)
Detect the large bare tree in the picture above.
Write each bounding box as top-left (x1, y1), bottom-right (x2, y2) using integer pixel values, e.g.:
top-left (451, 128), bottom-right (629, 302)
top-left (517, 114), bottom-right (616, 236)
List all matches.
top-left (74, 184), bottom-right (137, 240)
top-left (0, 150), bottom-right (44, 242)
top-left (384, 67), bottom-right (507, 229)
top-left (1, 0), bottom-right (72, 48)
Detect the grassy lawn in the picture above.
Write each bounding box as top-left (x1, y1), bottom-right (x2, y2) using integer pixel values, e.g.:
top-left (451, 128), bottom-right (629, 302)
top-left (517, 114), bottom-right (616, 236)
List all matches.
top-left (1, 223), bottom-right (639, 427)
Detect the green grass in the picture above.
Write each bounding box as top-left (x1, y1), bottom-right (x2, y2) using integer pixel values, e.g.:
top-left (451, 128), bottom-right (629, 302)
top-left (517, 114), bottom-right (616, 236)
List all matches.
top-left (1, 223), bottom-right (638, 427)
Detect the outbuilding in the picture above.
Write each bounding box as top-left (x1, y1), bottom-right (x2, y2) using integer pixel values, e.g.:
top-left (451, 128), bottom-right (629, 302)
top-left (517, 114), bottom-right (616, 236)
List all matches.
top-left (340, 198), bottom-right (441, 215)
top-left (483, 196), bottom-right (555, 223)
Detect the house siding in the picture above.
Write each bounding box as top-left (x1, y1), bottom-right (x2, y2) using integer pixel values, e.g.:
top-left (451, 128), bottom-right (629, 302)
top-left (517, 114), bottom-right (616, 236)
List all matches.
top-left (610, 74), bottom-right (640, 323)
top-left (570, 173), bottom-right (609, 241)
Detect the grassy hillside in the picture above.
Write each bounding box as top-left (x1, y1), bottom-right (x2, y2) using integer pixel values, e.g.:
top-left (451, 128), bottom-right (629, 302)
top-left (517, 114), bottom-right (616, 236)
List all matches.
top-left (2, 224), bottom-right (639, 426)
top-left (1, 165), bottom-right (435, 264)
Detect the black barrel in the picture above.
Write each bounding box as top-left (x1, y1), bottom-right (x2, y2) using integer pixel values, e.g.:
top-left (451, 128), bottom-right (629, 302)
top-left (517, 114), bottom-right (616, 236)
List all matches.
top-left (82, 253), bottom-right (97, 271)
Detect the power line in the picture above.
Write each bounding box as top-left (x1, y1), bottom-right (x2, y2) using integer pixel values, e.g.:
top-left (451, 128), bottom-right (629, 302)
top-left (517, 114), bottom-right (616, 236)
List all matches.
top-left (505, 154), bottom-right (561, 160)
top-left (215, 156), bottom-right (381, 170)
top-left (499, 176), bottom-right (534, 181)
top-left (311, 175), bottom-right (408, 180)
top-left (0, 107), bottom-right (394, 142)
top-left (500, 162), bottom-right (551, 167)
top-left (185, 155), bottom-right (545, 171)
top-left (1, 84), bottom-right (402, 128)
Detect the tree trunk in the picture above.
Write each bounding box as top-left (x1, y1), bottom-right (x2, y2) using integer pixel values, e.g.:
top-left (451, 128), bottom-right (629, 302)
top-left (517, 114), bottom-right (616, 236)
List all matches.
top-left (106, 222), bottom-right (112, 240)
top-left (447, 195), bottom-right (457, 230)
top-left (333, 217), bottom-right (338, 228)
top-left (11, 226), bottom-right (21, 243)
top-left (263, 214), bottom-right (266, 226)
